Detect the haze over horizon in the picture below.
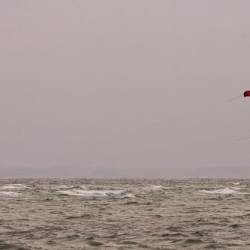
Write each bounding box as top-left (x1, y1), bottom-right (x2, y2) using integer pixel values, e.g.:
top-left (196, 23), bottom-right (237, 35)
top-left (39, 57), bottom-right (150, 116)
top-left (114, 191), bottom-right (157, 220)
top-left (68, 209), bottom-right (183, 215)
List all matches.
top-left (1, 0), bottom-right (250, 178)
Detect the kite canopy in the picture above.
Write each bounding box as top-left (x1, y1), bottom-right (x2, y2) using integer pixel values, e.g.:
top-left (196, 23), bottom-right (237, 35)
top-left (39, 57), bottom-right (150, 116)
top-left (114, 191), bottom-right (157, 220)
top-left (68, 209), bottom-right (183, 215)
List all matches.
top-left (244, 90), bottom-right (250, 97)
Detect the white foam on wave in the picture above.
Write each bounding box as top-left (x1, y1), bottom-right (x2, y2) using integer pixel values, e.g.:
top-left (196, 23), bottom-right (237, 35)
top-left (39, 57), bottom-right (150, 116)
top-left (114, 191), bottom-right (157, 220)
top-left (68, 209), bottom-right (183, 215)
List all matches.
top-left (57, 185), bottom-right (85, 190)
top-left (1, 184), bottom-right (27, 190)
top-left (0, 191), bottom-right (20, 197)
top-left (57, 189), bottom-right (125, 196)
top-left (199, 188), bottom-right (236, 195)
top-left (124, 194), bottom-right (135, 198)
top-left (150, 185), bottom-right (163, 190)
top-left (57, 185), bottom-right (68, 189)
top-left (232, 182), bottom-right (240, 185)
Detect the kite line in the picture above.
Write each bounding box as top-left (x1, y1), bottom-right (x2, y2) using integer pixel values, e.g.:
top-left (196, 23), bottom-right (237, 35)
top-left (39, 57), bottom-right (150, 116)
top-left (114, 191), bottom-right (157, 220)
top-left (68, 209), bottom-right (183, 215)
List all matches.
top-left (33, 93), bottom-right (244, 167)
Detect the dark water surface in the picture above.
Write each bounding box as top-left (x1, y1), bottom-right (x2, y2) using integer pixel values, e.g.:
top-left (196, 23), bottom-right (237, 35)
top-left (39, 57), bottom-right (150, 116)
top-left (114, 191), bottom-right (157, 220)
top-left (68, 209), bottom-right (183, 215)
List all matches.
top-left (1, 178), bottom-right (250, 249)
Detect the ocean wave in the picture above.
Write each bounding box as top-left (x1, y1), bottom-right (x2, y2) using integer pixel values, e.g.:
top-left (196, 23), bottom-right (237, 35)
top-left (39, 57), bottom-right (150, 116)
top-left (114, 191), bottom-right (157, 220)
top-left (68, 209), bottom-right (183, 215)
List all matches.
top-left (150, 185), bottom-right (164, 190)
top-left (1, 184), bottom-right (27, 190)
top-left (2, 179), bottom-right (250, 249)
top-left (199, 188), bottom-right (236, 194)
top-left (57, 185), bottom-right (69, 189)
top-left (0, 191), bottom-right (20, 197)
top-left (57, 189), bottom-right (125, 196)
top-left (123, 194), bottom-right (135, 198)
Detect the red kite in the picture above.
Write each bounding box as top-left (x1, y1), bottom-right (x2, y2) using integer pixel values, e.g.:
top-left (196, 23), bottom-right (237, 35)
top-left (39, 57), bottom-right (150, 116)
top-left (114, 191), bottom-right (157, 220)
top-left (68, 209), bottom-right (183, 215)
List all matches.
top-left (244, 91), bottom-right (250, 97)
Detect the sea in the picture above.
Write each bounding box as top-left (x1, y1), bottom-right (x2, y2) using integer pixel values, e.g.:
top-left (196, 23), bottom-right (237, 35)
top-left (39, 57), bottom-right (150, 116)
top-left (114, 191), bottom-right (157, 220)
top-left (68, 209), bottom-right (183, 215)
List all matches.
top-left (1, 178), bottom-right (250, 250)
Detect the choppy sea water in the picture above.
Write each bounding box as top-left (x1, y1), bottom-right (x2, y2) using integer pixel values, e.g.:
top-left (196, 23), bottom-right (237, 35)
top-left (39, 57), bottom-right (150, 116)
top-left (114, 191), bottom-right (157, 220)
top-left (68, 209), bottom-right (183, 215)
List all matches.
top-left (1, 179), bottom-right (250, 249)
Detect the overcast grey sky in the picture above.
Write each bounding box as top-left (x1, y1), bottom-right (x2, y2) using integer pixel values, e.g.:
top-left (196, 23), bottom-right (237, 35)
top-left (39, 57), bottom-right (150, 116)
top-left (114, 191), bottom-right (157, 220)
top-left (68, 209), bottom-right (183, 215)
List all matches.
top-left (1, 0), bottom-right (250, 177)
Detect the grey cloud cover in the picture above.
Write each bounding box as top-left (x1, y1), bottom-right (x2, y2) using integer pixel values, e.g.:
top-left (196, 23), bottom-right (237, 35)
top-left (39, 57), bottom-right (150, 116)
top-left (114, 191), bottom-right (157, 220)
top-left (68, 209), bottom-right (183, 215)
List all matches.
top-left (1, 0), bottom-right (250, 177)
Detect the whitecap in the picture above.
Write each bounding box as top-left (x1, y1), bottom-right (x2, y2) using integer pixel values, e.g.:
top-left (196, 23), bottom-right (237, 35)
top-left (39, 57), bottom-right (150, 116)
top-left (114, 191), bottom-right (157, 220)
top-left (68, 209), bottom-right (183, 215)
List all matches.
top-left (1, 184), bottom-right (27, 190)
top-left (0, 191), bottom-right (20, 197)
top-left (57, 189), bottom-right (125, 196)
top-left (124, 194), bottom-right (135, 198)
top-left (199, 188), bottom-right (236, 195)
top-left (57, 185), bottom-right (69, 189)
top-left (232, 183), bottom-right (240, 185)
top-left (150, 185), bottom-right (163, 190)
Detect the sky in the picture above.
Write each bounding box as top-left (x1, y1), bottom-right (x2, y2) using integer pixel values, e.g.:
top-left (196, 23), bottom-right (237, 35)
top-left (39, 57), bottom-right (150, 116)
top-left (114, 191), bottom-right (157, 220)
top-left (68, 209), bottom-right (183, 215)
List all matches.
top-left (1, 0), bottom-right (250, 178)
